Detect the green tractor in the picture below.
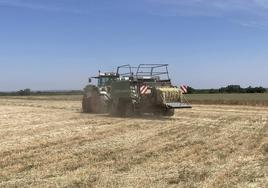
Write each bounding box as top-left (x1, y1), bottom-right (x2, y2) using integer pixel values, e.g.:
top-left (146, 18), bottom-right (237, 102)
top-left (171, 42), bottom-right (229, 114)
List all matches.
top-left (82, 64), bottom-right (191, 116)
top-left (82, 72), bottom-right (118, 113)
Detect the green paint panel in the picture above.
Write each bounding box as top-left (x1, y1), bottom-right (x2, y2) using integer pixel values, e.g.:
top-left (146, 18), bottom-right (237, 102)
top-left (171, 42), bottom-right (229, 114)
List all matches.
top-left (111, 80), bottom-right (131, 99)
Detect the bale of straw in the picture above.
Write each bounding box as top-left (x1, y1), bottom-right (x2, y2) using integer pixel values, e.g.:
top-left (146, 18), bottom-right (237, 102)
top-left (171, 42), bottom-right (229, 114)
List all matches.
top-left (156, 87), bottom-right (182, 104)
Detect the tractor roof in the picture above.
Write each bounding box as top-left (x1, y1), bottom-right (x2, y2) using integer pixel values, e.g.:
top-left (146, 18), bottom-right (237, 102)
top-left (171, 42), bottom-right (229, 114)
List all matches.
top-left (92, 72), bottom-right (118, 79)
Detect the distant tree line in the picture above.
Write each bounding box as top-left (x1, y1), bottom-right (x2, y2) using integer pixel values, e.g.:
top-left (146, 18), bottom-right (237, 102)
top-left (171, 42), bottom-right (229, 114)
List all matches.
top-left (0, 85), bottom-right (267, 96)
top-left (187, 85), bottom-right (267, 94)
top-left (0, 89), bottom-right (83, 96)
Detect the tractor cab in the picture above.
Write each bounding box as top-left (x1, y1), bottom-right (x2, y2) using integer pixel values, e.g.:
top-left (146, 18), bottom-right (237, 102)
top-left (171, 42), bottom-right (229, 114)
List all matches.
top-left (90, 72), bottom-right (118, 87)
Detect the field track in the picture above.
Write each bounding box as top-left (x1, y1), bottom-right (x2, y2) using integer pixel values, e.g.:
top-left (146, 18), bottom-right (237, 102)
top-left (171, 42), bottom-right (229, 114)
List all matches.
top-left (0, 97), bottom-right (268, 187)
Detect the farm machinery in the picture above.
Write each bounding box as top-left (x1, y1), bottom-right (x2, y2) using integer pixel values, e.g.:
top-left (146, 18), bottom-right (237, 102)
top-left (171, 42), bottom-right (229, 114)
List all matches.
top-left (82, 64), bottom-right (191, 116)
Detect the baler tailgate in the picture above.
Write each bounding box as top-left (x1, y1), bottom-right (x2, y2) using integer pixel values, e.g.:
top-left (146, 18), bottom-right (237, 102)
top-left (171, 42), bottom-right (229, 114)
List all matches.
top-left (166, 102), bottom-right (192, 109)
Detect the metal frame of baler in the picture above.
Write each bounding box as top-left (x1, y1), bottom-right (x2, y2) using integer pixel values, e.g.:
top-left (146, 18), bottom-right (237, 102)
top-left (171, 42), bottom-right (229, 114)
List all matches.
top-left (116, 64), bottom-right (170, 80)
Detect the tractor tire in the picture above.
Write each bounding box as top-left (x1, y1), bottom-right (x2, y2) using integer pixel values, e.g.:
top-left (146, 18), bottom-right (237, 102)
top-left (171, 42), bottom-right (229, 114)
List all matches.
top-left (109, 102), bottom-right (120, 116)
top-left (124, 102), bottom-right (135, 117)
top-left (82, 90), bottom-right (102, 114)
top-left (99, 95), bottom-right (109, 113)
top-left (82, 95), bottom-right (91, 113)
top-left (162, 108), bottom-right (175, 116)
top-left (109, 100), bottom-right (135, 117)
top-left (117, 100), bottom-right (135, 117)
top-left (90, 90), bottom-right (104, 113)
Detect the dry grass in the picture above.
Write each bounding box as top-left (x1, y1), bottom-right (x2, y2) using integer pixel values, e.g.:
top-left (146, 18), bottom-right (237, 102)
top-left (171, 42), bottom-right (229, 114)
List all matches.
top-left (188, 93), bottom-right (268, 106)
top-left (0, 96), bottom-right (268, 188)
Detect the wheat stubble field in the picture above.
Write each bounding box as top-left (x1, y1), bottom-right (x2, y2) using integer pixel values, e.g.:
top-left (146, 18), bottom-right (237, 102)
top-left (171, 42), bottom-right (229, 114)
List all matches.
top-left (0, 96), bottom-right (268, 188)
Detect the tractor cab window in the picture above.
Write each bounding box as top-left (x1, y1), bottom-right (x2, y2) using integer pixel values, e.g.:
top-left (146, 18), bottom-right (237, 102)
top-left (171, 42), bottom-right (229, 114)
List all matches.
top-left (98, 77), bottom-right (110, 87)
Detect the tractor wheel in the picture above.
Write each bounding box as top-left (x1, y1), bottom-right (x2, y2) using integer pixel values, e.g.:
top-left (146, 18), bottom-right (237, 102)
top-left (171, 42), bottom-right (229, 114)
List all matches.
top-left (109, 100), bottom-right (135, 117)
top-left (124, 102), bottom-right (135, 117)
top-left (90, 90), bottom-right (101, 113)
top-left (99, 95), bottom-right (109, 113)
top-left (117, 100), bottom-right (126, 117)
top-left (118, 100), bottom-right (135, 117)
top-left (82, 95), bottom-right (91, 113)
top-left (109, 102), bottom-right (120, 116)
top-left (162, 108), bottom-right (175, 116)
top-left (82, 89), bottom-right (103, 114)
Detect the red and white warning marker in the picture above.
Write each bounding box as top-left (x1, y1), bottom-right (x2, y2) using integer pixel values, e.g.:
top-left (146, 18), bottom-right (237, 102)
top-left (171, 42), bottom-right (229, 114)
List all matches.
top-left (180, 85), bottom-right (188, 94)
top-left (140, 85), bottom-right (150, 94)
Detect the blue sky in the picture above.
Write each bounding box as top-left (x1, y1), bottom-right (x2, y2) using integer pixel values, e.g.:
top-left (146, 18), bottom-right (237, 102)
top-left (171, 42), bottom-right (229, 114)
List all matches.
top-left (0, 0), bottom-right (268, 91)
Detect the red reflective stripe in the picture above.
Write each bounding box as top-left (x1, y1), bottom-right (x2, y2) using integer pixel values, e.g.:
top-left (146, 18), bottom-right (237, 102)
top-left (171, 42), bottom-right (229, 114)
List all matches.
top-left (141, 87), bottom-right (148, 94)
top-left (140, 85), bottom-right (148, 94)
top-left (180, 85), bottom-right (188, 93)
